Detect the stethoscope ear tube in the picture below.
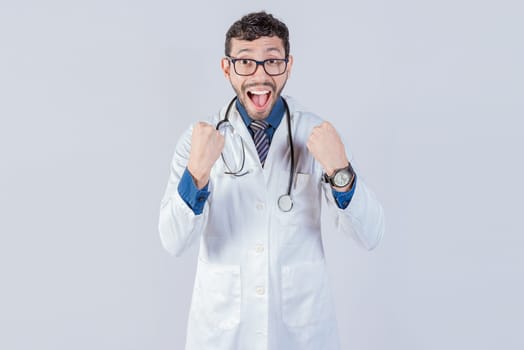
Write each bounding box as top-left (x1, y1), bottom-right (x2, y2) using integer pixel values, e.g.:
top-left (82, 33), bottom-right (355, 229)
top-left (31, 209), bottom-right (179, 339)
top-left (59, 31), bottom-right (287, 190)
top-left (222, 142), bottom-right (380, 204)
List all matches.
top-left (216, 96), bottom-right (239, 128)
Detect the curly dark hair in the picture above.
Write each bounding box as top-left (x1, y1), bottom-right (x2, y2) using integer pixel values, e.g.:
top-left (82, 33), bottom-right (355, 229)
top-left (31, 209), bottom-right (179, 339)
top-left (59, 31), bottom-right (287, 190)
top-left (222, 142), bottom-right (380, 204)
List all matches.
top-left (225, 11), bottom-right (290, 57)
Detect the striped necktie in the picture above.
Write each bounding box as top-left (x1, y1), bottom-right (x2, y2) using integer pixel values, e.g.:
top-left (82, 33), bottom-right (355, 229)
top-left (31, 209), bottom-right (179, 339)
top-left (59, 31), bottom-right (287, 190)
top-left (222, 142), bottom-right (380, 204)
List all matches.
top-left (249, 120), bottom-right (270, 167)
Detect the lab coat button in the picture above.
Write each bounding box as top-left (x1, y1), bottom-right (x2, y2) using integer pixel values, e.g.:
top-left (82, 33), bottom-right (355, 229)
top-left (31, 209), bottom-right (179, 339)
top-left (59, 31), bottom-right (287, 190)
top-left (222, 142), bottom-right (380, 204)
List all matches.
top-left (256, 202), bottom-right (265, 210)
top-left (255, 244), bottom-right (264, 253)
top-left (256, 286), bottom-right (265, 295)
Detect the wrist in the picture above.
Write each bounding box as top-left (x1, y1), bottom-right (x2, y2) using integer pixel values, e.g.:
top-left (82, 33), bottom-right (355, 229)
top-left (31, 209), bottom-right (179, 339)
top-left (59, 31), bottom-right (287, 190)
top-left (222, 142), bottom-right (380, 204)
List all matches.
top-left (324, 159), bottom-right (349, 177)
top-left (323, 162), bottom-right (355, 189)
top-left (332, 172), bottom-right (355, 192)
top-left (333, 183), bottom-right (351, 192)
top-left (187, 164), bottom-right (210, 189)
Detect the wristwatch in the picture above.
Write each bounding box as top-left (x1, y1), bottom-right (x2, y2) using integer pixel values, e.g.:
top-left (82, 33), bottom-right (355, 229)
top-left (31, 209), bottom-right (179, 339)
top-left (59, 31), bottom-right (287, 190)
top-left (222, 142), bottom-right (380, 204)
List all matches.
top-left (323, 163), bottom-right (355, 188)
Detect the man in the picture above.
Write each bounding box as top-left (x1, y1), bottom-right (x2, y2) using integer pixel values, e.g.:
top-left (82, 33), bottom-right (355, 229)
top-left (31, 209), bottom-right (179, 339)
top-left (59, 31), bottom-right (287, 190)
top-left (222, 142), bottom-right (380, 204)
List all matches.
top-left (159, 11), bottom-right (384, 350)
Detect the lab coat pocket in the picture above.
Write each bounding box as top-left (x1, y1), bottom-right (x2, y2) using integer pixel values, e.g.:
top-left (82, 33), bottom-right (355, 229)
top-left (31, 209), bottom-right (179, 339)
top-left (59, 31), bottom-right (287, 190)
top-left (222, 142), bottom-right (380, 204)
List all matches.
top-left (281, 260), bottom-right (334, 328)
top-left (192, 258), bottom-right (241, 331)
top-left (294, 172), bottom-right (311, 194)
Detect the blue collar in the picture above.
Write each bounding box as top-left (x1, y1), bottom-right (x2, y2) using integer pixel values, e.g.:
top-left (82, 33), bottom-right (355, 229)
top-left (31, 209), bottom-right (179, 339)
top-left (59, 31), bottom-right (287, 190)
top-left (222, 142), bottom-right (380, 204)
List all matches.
top-left (236, 97), bottom-right (285, 131)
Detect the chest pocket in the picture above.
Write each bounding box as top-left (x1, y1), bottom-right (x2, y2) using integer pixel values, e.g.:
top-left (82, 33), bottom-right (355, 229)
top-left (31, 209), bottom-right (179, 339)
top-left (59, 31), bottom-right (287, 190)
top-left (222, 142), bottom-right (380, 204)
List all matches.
top-left (280, 170), bottom-right (316, 198)
top-left (294, 172), bottom-right (311, 194)
top-left (277, 170), bottom-right (321, 225)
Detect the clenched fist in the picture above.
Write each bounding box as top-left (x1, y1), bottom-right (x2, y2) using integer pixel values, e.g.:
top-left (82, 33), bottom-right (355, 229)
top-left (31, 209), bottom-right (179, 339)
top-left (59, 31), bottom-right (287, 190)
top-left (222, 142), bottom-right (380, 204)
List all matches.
top-left (187, 122), bottom-right (225, 189)
top-left (307, 121), bottom-right (349, 177)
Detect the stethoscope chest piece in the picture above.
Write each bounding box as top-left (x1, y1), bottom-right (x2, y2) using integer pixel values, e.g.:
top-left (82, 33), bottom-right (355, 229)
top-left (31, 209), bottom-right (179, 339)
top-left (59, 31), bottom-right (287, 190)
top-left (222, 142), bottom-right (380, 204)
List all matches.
top-left (278, 194), bottom-right (293, 212)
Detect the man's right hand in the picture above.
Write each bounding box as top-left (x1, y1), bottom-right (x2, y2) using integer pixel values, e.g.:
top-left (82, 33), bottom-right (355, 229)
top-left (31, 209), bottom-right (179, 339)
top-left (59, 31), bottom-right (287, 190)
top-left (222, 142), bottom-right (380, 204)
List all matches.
top-left (187, 122), bottom-right (225, 189)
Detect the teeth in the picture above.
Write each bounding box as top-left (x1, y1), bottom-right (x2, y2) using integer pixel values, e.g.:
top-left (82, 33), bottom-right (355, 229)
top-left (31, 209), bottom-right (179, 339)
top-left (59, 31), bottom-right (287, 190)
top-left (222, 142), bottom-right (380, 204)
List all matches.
top-left (250, 90), bottom-right (269, 95)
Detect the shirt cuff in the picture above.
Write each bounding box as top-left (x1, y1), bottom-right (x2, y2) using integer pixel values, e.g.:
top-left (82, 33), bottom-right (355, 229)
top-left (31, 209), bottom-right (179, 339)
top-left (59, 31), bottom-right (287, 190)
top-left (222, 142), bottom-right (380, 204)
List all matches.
top-left (331, 175), bottom-right (357, 209)
top-left (177, 168), bottom-right (210, 215)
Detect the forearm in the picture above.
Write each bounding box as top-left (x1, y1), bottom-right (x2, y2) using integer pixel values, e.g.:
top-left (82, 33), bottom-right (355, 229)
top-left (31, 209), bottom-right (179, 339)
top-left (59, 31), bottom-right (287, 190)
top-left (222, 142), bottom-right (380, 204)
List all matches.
top-left (323, 175), bottom-right (384, 250)
top-left (159, 188), bottom-right (209, 256)
top-left (158, 128), bottom-right (210, 256)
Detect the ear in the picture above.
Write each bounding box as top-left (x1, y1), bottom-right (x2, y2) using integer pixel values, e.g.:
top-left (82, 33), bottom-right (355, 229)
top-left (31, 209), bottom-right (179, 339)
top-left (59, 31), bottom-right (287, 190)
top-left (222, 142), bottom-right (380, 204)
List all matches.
top-left (286, 55), bottom-right (294, 78)
top-left (221, 57), bottom-right (231, 78)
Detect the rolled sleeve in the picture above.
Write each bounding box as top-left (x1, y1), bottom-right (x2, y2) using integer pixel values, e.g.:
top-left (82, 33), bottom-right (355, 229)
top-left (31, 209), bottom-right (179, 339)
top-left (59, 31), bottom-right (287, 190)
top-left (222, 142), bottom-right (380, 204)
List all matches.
top-left (331, 175), bottom-right (357, 209)
top-left (177, 168), bottom-right (210, 215)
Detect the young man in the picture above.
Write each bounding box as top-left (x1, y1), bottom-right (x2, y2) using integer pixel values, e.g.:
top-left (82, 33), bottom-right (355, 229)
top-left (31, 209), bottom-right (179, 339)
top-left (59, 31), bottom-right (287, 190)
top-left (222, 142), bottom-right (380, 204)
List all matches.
top-left (159, 11), bottom-right (384, 350)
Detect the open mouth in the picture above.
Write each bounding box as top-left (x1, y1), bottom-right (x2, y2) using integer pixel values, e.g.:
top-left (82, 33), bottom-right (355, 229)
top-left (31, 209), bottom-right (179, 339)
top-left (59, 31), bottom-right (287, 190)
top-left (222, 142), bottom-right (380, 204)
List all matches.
top-left (247, 89), bottom-right (271, 111)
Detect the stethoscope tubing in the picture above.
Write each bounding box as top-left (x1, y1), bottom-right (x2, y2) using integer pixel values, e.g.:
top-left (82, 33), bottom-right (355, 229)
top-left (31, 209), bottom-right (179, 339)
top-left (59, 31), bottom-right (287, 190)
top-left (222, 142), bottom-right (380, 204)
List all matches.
top-left (218, 96), bottom-right (295, 200)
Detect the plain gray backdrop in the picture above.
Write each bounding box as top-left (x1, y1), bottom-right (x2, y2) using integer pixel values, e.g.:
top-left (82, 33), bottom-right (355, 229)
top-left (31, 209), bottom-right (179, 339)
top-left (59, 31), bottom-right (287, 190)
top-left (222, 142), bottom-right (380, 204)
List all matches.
top-left (1, 0), bottom-right (522, 349)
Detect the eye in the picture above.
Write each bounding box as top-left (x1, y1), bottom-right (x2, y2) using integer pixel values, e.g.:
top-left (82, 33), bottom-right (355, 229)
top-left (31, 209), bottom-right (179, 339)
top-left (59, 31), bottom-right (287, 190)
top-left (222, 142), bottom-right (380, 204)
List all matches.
top-left (239, 59), bottom-right (252, 65)
top-left (266, 59), bottom-right (277, 65)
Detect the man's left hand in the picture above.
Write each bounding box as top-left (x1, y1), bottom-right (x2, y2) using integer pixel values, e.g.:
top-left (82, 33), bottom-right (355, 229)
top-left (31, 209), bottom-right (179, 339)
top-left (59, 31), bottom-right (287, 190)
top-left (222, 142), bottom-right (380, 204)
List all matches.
top-left (307, 121), bottom-right (350, 188)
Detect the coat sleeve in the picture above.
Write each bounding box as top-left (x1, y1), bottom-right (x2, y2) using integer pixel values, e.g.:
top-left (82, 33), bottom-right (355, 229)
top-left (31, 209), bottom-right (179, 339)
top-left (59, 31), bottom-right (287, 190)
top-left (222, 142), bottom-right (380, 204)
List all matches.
top-left (321, 153), bottom-right (385, 251)
top-left (158, 124), bottom-right (209, 256)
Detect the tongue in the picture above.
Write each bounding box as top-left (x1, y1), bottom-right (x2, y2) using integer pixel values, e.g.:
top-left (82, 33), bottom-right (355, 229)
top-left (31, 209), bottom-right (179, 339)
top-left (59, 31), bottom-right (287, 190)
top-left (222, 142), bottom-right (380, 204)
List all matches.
top-left (251, 93), bottom-right (269, 108)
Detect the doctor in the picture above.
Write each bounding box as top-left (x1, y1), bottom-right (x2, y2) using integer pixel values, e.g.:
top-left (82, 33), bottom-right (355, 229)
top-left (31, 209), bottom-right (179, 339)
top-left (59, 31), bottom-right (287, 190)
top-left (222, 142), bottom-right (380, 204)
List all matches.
top-left (159, 11), bottom-right (384, 350)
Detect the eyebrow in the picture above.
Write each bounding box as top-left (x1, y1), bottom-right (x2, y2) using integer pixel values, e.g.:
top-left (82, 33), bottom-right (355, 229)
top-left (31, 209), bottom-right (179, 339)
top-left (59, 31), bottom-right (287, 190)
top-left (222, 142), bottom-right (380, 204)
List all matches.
top-left (234, 47), bottom-right (284, 55)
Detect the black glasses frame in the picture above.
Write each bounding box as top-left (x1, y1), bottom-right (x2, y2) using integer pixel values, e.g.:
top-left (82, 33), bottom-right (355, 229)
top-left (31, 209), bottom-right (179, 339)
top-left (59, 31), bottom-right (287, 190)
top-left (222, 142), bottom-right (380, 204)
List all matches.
top-left (226, 56), bottom-right (289, 76)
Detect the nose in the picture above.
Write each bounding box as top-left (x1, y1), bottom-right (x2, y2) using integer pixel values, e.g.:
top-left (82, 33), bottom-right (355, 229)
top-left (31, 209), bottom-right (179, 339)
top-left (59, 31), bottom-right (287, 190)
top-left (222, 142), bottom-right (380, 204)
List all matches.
top-left (252, 61), bottom-right (270, 79)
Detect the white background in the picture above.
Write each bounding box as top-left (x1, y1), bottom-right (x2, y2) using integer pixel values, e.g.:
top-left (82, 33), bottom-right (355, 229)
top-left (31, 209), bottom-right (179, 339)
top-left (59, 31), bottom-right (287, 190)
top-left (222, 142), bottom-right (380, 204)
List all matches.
top-left (1, 0), bottom-right (523, 349)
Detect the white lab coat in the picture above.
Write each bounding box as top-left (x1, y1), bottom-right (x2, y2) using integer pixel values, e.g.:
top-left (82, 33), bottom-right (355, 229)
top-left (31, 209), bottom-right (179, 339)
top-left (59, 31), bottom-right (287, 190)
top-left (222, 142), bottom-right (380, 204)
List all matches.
top-left (158, 96), bottom-right (385, 350)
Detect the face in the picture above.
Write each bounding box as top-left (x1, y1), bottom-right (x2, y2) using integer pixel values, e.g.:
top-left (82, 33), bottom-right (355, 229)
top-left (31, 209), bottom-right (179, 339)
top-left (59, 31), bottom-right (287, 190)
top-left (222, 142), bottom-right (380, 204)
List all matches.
top-left (221, 36), bottom-right (293, 120)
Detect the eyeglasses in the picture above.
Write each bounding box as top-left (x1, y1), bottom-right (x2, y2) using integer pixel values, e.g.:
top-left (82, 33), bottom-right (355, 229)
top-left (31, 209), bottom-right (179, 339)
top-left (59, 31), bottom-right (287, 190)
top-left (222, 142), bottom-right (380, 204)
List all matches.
top-left (226, 56), bottom-right (289, 76)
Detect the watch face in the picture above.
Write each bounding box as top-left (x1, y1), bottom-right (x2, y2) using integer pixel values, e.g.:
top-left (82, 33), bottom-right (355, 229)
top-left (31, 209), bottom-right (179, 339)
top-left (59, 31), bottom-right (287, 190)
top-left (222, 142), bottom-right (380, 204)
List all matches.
top-left (334, 169), bottom-right (351, 187)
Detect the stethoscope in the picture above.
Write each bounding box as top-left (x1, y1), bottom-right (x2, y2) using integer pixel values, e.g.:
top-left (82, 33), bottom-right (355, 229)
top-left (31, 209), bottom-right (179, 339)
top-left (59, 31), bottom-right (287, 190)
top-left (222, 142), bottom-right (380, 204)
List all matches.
top-left (216, 96), bottom-right (295, 212)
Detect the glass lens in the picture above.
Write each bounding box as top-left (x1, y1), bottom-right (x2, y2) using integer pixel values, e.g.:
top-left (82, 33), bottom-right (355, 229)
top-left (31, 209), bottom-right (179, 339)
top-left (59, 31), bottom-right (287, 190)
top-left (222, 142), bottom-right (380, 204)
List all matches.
top-left (218, 121), bottom-right (244, 174)
top-left (235, 59), bottom-right (256, 75)
top-left (264, 60), bottom-right (286, 75)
